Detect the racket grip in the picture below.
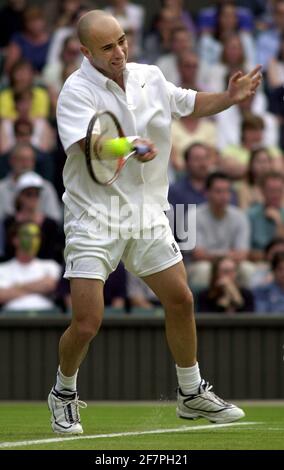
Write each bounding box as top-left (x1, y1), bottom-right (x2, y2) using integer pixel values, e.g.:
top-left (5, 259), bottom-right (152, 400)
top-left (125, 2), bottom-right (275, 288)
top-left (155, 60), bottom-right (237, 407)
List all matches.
top-left (133, 144), bottom-right (151, 155)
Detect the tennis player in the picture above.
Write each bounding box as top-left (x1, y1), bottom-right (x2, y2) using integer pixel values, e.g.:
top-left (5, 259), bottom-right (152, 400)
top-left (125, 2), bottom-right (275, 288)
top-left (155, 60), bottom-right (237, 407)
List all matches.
top-left (49, 10), bottom-right (261, 434)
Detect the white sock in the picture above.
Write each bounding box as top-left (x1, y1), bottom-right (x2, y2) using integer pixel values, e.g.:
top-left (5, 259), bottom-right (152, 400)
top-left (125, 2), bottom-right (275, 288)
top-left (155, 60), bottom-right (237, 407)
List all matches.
top-left (176, 362), bottom-right (201, 395)
top-left (55, 366), bottom-right (78, 393)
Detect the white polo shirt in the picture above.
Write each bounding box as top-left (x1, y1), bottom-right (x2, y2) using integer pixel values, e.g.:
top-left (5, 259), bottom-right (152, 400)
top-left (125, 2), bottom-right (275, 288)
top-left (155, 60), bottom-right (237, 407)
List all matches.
top-left (57, 58), bottom-right (196, 222)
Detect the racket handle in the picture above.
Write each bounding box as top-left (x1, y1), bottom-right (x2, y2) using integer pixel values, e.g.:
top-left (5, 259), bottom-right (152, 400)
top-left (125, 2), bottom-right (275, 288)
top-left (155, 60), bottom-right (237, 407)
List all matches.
top-left (133, 144), bottom-right (151, 155)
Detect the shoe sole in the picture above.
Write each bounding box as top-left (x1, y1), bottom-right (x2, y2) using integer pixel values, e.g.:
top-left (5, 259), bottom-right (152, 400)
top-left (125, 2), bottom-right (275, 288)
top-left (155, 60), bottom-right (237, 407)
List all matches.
top-left (176, 408), bottom-right (245, 424)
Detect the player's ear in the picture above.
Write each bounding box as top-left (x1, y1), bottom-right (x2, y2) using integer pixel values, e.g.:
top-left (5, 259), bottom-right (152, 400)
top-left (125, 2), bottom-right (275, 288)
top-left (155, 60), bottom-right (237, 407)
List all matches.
top-left (80, 45), bottom-right (91, 59)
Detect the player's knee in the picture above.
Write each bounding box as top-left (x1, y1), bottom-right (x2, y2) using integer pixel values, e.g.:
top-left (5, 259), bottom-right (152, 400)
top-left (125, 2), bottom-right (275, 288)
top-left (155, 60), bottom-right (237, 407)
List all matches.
top-left (168, 287), bottom-right (194, 311)
top-left (73, 316), bottom-right (102, 343)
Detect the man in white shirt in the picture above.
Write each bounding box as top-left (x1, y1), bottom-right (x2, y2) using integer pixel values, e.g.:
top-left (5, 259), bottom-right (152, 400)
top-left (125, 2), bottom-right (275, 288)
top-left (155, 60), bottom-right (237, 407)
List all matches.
top-left (49, 9), bottom-right (262, 434)
top-left (0, 222), bottom-right (60, 311)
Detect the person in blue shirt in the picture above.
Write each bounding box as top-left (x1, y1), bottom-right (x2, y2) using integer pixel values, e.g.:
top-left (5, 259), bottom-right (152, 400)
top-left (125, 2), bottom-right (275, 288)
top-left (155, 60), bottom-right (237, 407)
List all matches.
top-left (254, 252), bottom-right (284, 313)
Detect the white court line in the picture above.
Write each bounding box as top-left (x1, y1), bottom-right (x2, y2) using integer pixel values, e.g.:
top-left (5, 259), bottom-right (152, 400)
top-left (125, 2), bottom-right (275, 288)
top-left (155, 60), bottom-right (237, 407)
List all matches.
top-left (0, 422), bottom-right (259, 449)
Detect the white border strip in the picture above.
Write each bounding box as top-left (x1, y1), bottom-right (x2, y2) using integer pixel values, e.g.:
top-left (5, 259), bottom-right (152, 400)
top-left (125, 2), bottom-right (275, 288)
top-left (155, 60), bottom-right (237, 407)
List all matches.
top-left (0, 422), bottom-right (259, 449)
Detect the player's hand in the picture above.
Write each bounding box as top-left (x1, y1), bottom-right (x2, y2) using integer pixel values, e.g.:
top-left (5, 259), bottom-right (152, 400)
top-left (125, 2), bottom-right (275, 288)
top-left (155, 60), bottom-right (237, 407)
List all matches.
top-left (133, 138), bottom-right (158, 163)
top-left (227, 65), bottom-right (262, 104)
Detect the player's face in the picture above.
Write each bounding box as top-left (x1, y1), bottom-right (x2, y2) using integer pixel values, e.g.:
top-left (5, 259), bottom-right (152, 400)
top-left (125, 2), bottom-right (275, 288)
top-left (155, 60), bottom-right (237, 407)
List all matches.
top-left (83, 21), bottom-right (128, 79)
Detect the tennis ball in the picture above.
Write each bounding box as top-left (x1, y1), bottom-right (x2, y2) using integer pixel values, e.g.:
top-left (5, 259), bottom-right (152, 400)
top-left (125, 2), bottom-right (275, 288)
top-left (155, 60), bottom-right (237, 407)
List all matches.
top-left (103, 138), bottom-right (132, 157)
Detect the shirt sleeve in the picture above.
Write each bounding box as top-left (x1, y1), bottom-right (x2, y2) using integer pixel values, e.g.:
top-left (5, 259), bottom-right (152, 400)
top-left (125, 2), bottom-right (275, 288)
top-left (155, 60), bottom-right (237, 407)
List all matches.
top-left (56, 84), bottom-right (97, 151)
top-left (154, 65), bottom-right (197, 118)
top-left (232, 211), bottom-right (250, 250)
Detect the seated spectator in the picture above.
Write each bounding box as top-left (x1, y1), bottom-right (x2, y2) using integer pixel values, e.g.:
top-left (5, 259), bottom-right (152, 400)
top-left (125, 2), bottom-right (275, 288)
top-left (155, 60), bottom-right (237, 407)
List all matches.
top-left (168, 143), bottom-right (214, 234)
top-left (0, 88), bottom-right (55, 155)
top-left (198, 0), bottom-right (254, 35)
top-left (248, 172), bottom-right (284, 261)
top-left (200, 33), bottom-right (254, 93)
top-left (187, 172), bottom-right (253, 289)
top-left (160, 0), bottom-right (196, 34)
top-left (0, 59), bottom-right (50, 120)
top-left (3, 171), bottom-right (64, 263)
top-left (0, 143), bottom-right (62, 222)
top-left (216, 92), bottom-right (280, 154)
top-left (0, 222), bottom-right (61, 311)
top-left (236, 147), bottom-right (275, 209)
top-left (254, 252), bottom-right (284, 313)
top-left (4, 6), bottom-right (51, 74)
top-left (256, 0), bottom-right (284, 70)
top-left (221, 113), bottom-right (282, 178)
top-left (198, 256), bottom-right (254, 313)
top-left (127, 272), bottom-right (160, 309)
top-left (156, 27), bottom-right (194, 85)
top-left (42, 35), bottom-right (82, 115)
top-left (250, 237), bottom-right (284, 288)
top-left (198, 2), bottom-right (255, 66)
top-left (144, 7), bottom-right (183, 64)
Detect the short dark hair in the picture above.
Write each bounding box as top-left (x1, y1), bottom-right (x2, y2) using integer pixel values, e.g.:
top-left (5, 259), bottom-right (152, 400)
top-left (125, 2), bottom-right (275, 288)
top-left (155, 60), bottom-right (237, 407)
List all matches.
top-left (260, 171), bottom-right (284, 188)
top-left (271, 252), bottom-right (284, 271)
top-left (205, 171), bottom-right (231, 190)
top-left (183, 142), bottom-right (207, 162)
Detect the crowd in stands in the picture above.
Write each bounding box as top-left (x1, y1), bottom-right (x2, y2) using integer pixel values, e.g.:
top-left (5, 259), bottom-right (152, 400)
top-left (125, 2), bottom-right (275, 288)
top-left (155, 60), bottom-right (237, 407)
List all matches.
top-left (1, 0), bottom-right (284, 314)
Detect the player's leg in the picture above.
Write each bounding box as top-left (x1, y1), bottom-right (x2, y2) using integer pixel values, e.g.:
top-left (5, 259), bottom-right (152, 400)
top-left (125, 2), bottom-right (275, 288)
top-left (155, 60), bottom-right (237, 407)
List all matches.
top-left (143, 261), bottom-right (245, 424)
top-left (48, 278), bottom-right (104, 434)
top-left (59, 278), bottom-right (104, 376)
top-left (143, 261), bottom-right (197, 368)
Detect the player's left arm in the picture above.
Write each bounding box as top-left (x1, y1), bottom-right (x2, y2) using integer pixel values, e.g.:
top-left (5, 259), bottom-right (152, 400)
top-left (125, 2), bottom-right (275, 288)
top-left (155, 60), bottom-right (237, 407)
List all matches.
top-left (191, 65), bottom-right (262, 118)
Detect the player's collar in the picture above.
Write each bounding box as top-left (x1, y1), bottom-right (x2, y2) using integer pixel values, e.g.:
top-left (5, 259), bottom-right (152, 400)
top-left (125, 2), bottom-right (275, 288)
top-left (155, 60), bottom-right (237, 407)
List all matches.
top-left (80, 57), bottom-right (129, 90)
top-left (80, 57), bottom-right (110, 88)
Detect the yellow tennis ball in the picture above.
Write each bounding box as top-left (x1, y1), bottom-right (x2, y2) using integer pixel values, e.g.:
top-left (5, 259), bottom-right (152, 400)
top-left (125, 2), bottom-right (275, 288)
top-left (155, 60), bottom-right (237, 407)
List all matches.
top-left (104, 138), bottom-right (132, 157)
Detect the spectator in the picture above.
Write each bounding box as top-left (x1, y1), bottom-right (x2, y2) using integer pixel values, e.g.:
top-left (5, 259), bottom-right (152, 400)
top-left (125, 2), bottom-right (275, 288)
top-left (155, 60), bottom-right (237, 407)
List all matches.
top-left (42, 35), bottom-right (82, 114)
top-left (46, 3), bottom-right (90, 65)
top-left (236, 147), bottom-right (275, 209)
top-left (187, 172), bottom-right (252, 289)
top-left (250, 237), bottom-right (284, 287)
top-left (201, 33), bottom-right (254, 93)
top-left (0, 88), bottom-right (55, 155)
top-left (198, 256), bottom-right (254, 313)
top-left (0, 59), bottom-right (50, 120)
top-left (248, 172), bottom-right (284, 260)
top-left (254, 252), bottom-right (284, 313)
top-left (144, 7), bottom-right (183, 64)
top-left (160, 0), bottom-right (196, 34)
top-left (256, 0), bottom-right (284, 70)
top-left (3, 171), bottom-right (64, 263)
top-left (198, 1), bottom-right (255, 66)
top-left (216, 92), bottom-right (280, 151)
top-left (198, 0), bottom-right (254, 35)
top-left (0, 144), bottom-right (62, 222)
top-left (5, 6), bottom-right (51, 74)
top-left (221, 113), bottom-right (282, 178)
top-left (0, 222), bottom-right (61, 311)
top-left (156, 27), bottom-right (194, 85)
top-left (168, 143), bottom-right (213, 214)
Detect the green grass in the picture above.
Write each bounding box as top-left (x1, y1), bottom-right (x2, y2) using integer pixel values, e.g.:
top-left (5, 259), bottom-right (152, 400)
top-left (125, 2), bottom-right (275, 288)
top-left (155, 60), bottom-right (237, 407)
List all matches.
top-left (0, 402), bottom-right (284, 450)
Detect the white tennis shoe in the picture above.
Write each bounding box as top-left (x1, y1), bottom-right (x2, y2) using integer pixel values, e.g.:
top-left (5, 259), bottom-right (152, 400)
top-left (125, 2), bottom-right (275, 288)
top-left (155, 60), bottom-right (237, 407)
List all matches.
top-left (177, 379), bottom-right (245, 424)
top-left (48, 387), bottom-right (87, 434)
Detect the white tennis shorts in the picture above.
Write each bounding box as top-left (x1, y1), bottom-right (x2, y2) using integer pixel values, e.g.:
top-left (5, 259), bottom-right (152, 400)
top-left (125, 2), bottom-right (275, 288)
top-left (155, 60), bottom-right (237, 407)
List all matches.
top-left (64, 206), bottom-right (182, 282)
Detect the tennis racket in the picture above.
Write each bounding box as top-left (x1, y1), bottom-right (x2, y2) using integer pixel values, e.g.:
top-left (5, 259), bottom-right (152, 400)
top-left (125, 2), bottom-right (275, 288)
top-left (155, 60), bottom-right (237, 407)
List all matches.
top-left (85, 110), bottom-right (150, 185)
